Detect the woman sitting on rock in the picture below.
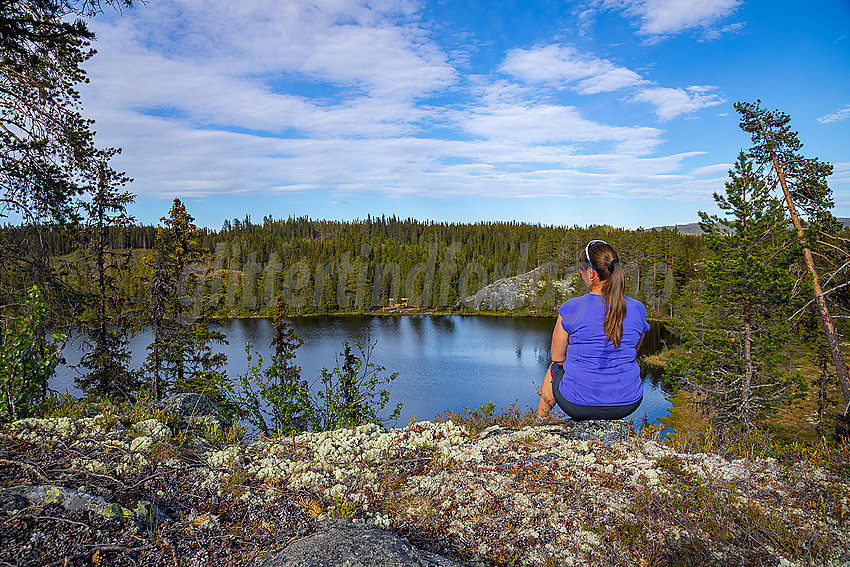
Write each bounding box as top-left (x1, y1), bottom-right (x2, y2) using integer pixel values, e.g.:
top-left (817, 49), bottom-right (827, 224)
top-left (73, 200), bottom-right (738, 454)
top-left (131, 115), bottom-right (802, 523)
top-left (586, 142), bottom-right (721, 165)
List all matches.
top-left (537, 240), bottom-right (649, 421)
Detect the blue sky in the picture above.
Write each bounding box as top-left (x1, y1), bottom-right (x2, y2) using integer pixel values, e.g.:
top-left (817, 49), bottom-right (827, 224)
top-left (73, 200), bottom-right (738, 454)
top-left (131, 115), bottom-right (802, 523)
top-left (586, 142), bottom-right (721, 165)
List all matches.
top-left (80, 0), bottom-right (850, 230)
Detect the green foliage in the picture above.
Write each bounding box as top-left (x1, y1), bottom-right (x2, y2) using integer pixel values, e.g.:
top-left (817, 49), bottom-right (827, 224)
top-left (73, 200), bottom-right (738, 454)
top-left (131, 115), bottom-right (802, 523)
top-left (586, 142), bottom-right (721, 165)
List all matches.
top-left (73, 158), bottom-right (137, 396)
top-left (0, 286), bottom-right (63, 421)
top-left (735, 100), bottom-right (850, 407)
top-left (233, 299), bottom-right (314, 435)
top-left (0, 0), bottom-right (129, 227)
top-left (735, 100), bottom-right (837, 230)
top-left (315, 341), bottom-right (403, 430)
top-left (0, 0), bottom-right (132, 352)
top-left (331, 494), bottom-right (355, 520)
top-left (435, 400), bottom-right (541, 436)
top-left (234, 341), bottom-right (315, 436)
top-left (34, 391), bottom-right (178, 427)
top-left (234, 308), bottom-right (401, 435)
top-left (34, 392), bottom-right (90, 420)
top-left (666, 152), bottom-right (802, 426)
top-left (201, 422), bottom-right (224, 445)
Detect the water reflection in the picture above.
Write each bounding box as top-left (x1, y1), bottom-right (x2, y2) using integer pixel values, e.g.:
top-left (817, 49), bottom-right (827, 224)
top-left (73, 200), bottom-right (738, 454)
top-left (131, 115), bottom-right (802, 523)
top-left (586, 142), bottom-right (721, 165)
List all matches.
top-left (52, 315), bottom-right (675, 427)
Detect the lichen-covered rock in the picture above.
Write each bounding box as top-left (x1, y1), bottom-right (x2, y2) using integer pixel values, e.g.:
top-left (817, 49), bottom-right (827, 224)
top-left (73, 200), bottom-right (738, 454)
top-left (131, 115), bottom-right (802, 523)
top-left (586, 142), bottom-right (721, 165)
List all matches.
top-left (548, 418), bottom-right (630, 447)
top-left (208, 446), bottom-right (243, 468)
top-left (253, 519), bottom-right (463, 567)
top-left (130, 435), bottom-right (155, 453)
top-left (4, 413), bottom-right (847, 567)
top-left (460, 264), bottom-right (578, 310)
top-left (12, 417), bottom-right (78, 440)
top-left (3, 485), bottom-right (132, 519)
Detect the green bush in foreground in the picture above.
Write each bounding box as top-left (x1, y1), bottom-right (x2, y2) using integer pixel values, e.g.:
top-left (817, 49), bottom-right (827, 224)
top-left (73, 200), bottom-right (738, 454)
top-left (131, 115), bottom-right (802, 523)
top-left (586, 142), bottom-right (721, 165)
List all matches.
top-left (233, 310), bottom-right (402, 436)
top-left (1, 287), bottom-right (64, 422)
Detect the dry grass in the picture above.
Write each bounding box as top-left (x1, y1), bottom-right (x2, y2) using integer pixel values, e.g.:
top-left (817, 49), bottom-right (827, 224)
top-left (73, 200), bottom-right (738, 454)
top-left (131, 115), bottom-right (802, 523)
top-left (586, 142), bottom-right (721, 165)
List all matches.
top-left (435, 399), bottom-right (560, 436)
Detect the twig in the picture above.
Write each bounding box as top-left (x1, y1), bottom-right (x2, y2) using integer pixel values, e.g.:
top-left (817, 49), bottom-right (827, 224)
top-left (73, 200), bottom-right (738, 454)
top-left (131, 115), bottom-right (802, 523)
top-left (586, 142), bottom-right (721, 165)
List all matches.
top-left (0, 458), bottom-right (49, 481)
top-left (5, 514), bottom-right (92, 530)
top-left (60, 467), bottom-right (123, 485)
top-left (128, 467), bottom-right (176, 490)
top-left (787, 281), bottom-right (850, 321)
top-left (41, 545), bottom-right (142, 567)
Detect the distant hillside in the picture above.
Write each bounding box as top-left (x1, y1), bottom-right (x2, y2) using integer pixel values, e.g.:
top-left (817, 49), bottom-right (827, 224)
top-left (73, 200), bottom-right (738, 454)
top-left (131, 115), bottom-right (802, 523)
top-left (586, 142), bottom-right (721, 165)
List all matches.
top-left (653, 222), bottom-right (703, 235)
top-left (657, 218), bottom-right (850, 235)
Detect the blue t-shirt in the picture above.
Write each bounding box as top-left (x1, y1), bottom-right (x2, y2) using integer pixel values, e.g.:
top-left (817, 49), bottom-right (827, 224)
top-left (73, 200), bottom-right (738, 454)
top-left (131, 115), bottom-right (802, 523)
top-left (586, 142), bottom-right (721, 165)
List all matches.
top-left (556, 294), bottom-right (649, 406)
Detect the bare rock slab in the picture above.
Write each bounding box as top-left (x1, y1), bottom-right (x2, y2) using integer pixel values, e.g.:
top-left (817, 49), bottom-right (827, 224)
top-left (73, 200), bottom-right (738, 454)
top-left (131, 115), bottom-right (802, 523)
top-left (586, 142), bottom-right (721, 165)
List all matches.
top-left (254, 519), bottom-right (463, 567)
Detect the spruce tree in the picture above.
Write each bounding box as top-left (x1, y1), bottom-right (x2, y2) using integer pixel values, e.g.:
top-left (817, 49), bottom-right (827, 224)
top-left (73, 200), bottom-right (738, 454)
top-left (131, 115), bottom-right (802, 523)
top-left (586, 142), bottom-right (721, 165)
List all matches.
top-left (668, 152), bottom-right (803, 426)
top-left (74, 156), bottom-right (137, 396)
top-left (143, 199), bottom-right (227, 401)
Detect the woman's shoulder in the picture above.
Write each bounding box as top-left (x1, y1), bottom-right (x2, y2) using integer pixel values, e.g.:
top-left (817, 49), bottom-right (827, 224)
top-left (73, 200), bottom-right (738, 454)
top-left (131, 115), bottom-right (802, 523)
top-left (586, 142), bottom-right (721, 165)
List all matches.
top-left (558, 293), bottom-right (596, 320)
top-left (560, 293), bottom-right (597, 309)
top-left (624, 295), bottom-right (648, 313)
top-left (562, 294), bottom-right (589, 306)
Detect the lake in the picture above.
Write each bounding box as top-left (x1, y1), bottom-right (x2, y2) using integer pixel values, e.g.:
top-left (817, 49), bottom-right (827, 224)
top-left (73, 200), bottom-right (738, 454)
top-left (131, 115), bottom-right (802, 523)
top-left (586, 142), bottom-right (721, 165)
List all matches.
top-left (52, 315), bottom-right (674, 428)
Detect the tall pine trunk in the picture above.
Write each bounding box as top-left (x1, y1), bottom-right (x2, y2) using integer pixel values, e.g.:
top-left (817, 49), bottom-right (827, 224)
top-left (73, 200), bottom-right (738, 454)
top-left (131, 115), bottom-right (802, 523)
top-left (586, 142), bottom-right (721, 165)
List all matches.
top-left (743, 305), bottom-right (752, 424)
top-left (756, 117), bottom-right (850, 406)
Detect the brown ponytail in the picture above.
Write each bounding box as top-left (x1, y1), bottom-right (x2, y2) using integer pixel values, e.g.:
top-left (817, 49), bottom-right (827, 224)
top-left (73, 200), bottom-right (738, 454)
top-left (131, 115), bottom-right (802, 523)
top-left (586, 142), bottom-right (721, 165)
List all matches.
top-left (579, 241), bottom-right (627, 347)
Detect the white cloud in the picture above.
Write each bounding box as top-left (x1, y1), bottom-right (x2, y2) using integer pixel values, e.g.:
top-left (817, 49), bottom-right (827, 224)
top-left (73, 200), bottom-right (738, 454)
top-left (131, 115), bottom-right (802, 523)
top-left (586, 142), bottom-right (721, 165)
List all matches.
top-left (500, 45), bottom-right (644, 94)
top-left (818, 104), bottom-right (850, 124)
top-left (597, 0), bottom-right (742, 38)
top-left (498, 44), bottom-right (726, 121)
top-left (95, 0), bottom-right (455, 100)
top-left (86, 1), bottom-right (452, 139)
top-left (634, 86), bottom-right (725, 120)
top-left (458, 98), bottom-right (663, 154)
top-left (77, 0), bottom-right (724, 208)
top-left (691, 163), bottom-right (731, 177)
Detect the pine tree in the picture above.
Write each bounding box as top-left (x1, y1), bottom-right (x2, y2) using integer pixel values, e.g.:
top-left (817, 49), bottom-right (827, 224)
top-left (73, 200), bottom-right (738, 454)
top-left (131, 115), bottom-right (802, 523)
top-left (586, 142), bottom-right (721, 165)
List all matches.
top-left (668, 152), bottom-right (803, 426)
top-left (735, 101), bottom-right (850, 406)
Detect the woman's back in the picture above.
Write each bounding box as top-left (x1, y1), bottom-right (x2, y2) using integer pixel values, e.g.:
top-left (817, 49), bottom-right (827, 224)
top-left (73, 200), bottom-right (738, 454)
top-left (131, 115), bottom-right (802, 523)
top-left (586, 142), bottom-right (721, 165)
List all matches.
top-left (557, 293), bottom-right (648, 406)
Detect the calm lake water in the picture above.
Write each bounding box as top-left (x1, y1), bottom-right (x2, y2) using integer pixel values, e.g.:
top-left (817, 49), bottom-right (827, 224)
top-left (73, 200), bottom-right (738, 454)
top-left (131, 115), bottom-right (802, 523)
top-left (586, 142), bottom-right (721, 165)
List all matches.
top-left (53, 315), bottom-right (674, 428)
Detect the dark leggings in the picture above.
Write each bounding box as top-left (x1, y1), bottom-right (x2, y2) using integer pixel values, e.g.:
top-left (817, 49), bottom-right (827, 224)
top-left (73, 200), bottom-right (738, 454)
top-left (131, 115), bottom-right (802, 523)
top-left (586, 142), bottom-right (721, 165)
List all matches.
top-left (550, 363), bottom-right (642, 420)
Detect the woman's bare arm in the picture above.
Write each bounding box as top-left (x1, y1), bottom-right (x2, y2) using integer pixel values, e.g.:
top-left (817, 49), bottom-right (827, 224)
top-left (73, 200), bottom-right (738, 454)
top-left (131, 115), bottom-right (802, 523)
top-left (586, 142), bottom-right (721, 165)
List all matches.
top-left (551, 315), bottom-right (570, 364)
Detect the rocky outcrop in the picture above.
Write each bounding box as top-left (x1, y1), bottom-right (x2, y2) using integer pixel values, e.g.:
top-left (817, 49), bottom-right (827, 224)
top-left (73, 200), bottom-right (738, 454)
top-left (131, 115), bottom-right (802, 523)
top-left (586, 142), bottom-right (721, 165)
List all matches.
top-left (1, 485), bottom-right (166, 528)
top-left (459, 264), bottom-right (578, 310)
top-left (3, 413), bottom-right (849, 567)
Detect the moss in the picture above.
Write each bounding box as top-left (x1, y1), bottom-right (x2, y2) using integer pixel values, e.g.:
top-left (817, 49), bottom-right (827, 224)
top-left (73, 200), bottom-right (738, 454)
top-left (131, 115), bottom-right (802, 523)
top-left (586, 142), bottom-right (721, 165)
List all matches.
top-left (101, 502), bottom-right (132, 518)
top-left (43, 485), bottom-right (62, 505)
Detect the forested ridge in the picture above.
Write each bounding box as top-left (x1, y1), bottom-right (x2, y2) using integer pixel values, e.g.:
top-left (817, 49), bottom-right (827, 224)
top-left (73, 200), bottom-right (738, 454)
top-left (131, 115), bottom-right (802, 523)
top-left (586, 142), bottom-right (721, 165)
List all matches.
top-left (2, 214), bottom-right (704, 319)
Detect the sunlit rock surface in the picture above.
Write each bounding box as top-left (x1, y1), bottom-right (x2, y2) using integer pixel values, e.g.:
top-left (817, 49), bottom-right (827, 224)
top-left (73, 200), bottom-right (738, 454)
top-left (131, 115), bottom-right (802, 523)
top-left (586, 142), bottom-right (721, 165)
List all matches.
top-left (460, 264), bottom-right (578, 310)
